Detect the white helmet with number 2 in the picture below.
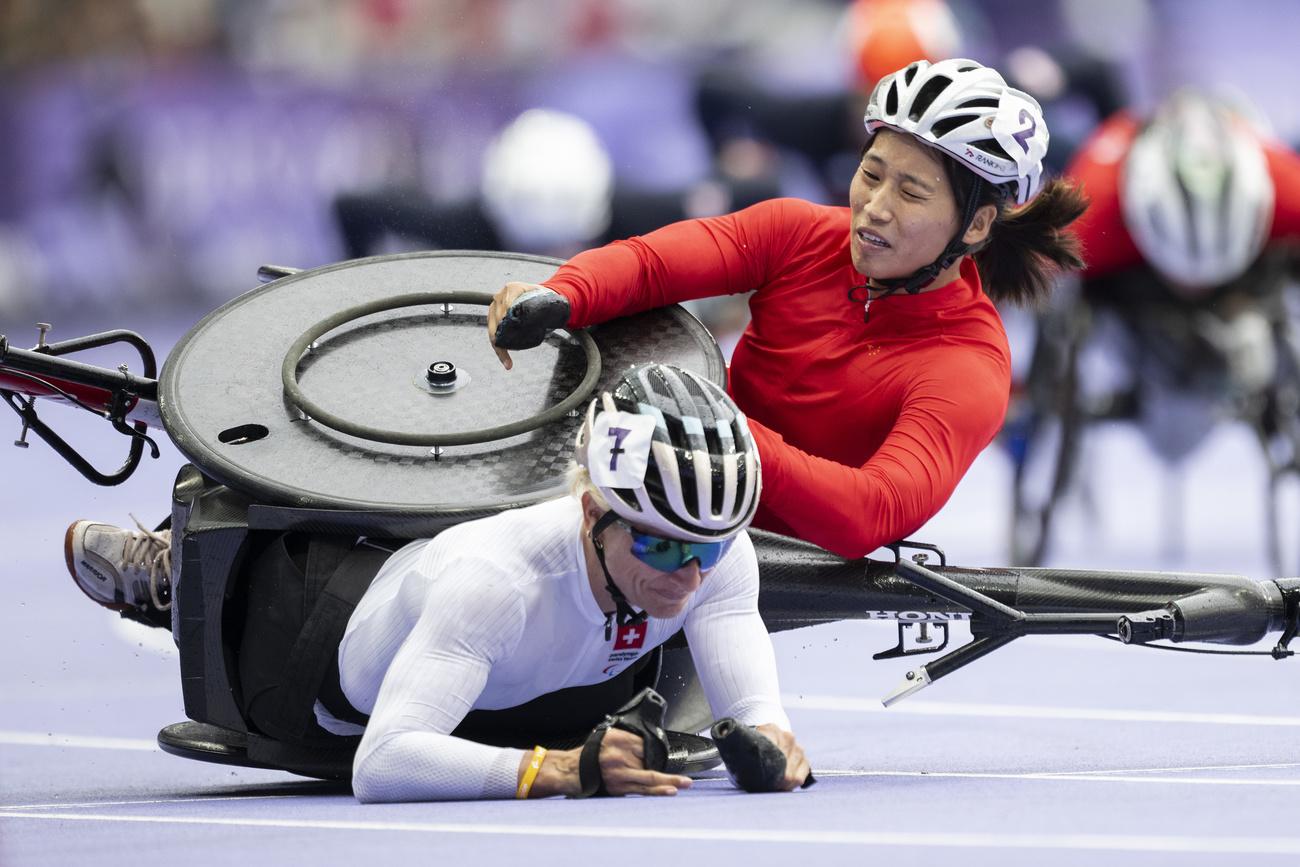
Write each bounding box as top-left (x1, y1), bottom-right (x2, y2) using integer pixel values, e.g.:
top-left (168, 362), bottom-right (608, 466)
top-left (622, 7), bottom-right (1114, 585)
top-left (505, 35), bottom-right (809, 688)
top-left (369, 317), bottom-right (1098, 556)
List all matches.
top-left (864, 58), bottom-right (1048, 205)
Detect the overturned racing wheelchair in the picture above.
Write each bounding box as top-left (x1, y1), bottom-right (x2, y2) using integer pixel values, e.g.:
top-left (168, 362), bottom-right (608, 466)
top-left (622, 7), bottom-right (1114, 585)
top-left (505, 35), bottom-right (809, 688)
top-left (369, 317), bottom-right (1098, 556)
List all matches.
top-left (4, 251), bottom-right (1299, 784)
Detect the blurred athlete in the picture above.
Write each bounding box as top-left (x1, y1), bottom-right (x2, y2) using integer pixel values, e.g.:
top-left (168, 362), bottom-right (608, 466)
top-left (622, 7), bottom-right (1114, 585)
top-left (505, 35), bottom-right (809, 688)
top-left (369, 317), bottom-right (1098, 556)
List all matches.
top-left (1008, 90), bottom-right (1300, 563)
top-left (1070, 90), bottom-right (1300, 289)
top-left (335, 107), bottom-right (778, 347)
top-left (694, 0), bottom-right (962, 206)
top-left (694, 0), bottom-right (1121, 204)
top-left (335, 107), bottom-right (779, 261)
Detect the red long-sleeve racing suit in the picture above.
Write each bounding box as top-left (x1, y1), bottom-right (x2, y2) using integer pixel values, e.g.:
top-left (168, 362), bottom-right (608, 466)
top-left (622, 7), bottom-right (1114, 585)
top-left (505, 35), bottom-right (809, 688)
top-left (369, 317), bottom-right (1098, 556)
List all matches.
top-left (543, 197), bottom-right (1011, 559)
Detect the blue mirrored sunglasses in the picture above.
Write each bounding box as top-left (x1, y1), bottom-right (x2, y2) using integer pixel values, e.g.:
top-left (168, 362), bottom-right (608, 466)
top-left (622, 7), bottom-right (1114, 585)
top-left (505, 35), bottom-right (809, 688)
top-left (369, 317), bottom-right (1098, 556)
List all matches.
top-left (619, 520), bottom-right (734, 572)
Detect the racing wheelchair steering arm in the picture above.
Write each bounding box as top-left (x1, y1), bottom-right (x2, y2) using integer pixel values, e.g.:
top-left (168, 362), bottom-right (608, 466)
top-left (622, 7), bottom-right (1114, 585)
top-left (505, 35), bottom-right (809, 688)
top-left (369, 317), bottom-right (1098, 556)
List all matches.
top-left (0, 326), bottom-right (161, 485)
top-left (749, 530), bottom-right (1300, 706)
top-left (882, 557), bottom-right (1296, 705)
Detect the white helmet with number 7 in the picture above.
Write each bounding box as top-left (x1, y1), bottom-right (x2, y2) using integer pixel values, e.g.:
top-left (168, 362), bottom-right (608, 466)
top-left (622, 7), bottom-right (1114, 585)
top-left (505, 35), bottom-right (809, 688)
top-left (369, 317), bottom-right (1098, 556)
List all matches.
top-left (575, 364), bottom-right (760, 543)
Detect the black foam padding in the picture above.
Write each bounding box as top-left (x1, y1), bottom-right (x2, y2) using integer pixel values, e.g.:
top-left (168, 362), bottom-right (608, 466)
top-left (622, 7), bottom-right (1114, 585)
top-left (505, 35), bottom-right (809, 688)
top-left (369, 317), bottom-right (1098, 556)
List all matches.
top-left (711, 718), bottom-right (815, 792)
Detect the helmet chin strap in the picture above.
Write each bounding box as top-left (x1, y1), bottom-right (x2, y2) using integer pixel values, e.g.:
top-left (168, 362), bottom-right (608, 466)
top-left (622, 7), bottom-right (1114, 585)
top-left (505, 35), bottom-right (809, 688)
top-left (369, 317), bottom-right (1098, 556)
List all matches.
top-left (857, 177), bottom-right (988, 312)
top-left (591, 509), bottom-right (647, 641)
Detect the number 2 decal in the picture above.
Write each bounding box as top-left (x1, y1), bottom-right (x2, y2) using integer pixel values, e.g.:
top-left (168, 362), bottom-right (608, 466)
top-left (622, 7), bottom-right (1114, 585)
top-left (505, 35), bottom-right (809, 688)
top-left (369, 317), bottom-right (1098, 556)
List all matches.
top-left (1011, 108), bottom-right (1037, 153)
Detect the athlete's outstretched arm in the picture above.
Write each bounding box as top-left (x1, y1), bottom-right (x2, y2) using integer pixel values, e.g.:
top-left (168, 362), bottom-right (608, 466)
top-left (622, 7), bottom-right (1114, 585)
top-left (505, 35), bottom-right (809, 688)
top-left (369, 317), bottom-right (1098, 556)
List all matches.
top-left (485, 198), bottom-right (817, 366)
top-left (349, 574), bottom-right (527, 802)
top-left (684, 536), bottom-right (811, 791)
top-left (543, 198), bottom-right (814, 324)
top-left (349, 569), bottom-right (690, 802)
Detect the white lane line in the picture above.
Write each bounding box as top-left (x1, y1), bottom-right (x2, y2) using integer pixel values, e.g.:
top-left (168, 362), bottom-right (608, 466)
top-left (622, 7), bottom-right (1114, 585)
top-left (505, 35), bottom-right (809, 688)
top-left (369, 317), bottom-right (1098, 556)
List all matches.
top-left (784, 693), bottom-right (1300, 726)
top-left (3, 812), bottom-right (1300, 854)
top-left (1034, 761), bottom-right (1300, 777)
top-left (801, 769), bottom-right (1300, 787)
top-left (0, 731), bottom-right (157, 751)
top-left (8, 763), bottom-right (1294, 812)
top-left (0, 794), bottom-right (312, 811)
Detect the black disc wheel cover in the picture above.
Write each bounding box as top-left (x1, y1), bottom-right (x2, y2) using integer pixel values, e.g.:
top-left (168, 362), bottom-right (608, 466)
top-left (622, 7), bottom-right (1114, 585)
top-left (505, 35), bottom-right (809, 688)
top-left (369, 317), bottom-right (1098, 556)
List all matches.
top-left (159, 251), bottom-right (724, 517)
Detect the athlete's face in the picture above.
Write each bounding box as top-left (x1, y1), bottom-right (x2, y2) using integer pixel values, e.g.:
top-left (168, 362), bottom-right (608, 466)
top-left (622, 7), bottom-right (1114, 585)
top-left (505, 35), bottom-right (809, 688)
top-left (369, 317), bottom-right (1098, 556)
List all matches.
top-left (848, 129), bottom-right (962, 281)
top-left (600, 521), bottom-right (706, 620)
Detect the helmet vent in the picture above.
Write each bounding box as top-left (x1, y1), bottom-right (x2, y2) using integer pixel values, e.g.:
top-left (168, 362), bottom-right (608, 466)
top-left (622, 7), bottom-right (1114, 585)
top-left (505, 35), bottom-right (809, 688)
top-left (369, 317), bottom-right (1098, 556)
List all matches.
top-left (660, 411), bottom-right (687, 444)
top-left (903, 62), bottom-right (921, 85)
top-left (1246, 208), bottom-right (1265, 257)
top-left (958, 97), bottom-right (999, 109)
top-left (931, 114), bottom-right (978, 138)
top-left (675, 448), bottom-right (701, 522)
top-left (710, 456), bottom-right (726, 509)
top-left (1176, 176), bottom-right (1199, 258)
top-left (971, 137), bottom-right (1012, 161)
top-left (885, 81), bottom-right (900, 116)
top-left (1216, 167), bottom-right (1234, 257)
top-left (609, 486), bottom-right (642, 513)
top-left (1145, 203), bottom-right (1168, 244)
top-left (910, 76), bottom-right (953, 120)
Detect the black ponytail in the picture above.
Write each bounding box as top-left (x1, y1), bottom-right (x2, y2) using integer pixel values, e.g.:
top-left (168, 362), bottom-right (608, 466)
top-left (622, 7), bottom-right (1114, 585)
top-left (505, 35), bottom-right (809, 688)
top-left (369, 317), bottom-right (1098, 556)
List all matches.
top-left (942, 155), bottom-right (1089, 306)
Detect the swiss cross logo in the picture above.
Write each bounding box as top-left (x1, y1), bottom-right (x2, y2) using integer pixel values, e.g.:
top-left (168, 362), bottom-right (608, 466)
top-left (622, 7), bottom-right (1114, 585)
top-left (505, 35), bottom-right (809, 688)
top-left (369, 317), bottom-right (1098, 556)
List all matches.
top-left (614, 623), bottom-right (646, 651)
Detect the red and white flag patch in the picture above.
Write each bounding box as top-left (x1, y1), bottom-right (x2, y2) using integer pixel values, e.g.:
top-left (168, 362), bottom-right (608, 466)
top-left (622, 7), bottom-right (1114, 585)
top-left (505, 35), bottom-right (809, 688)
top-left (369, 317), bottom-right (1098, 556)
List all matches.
top-left (614, 622), bottom-right (647, 651)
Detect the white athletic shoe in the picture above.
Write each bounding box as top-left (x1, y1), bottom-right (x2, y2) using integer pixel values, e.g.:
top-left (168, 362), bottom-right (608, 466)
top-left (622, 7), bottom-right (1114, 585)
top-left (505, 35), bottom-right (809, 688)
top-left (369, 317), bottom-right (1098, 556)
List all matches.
top-left (64, 516), bottom-right (173, 612)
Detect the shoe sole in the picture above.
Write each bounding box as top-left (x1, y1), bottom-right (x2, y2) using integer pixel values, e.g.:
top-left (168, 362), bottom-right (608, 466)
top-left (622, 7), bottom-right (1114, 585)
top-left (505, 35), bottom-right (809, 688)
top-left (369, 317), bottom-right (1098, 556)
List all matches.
top-left (64, 521), bottom-right (134, 613)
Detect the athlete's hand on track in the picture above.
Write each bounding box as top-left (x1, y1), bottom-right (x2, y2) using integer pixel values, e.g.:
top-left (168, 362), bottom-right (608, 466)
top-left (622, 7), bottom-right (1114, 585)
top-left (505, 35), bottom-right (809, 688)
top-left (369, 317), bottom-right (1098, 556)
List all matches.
top-left (520, 729), bottom-right (691, 798)
top-left (755, 723), bottom-right (812, 791)
top-left (597, 727), bottom-right (693, 796)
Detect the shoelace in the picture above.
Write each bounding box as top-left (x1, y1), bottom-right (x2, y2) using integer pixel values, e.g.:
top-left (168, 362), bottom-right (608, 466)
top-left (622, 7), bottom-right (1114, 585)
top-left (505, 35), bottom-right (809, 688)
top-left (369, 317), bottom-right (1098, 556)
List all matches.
top-left (121, 514), bottom-right (173, 612)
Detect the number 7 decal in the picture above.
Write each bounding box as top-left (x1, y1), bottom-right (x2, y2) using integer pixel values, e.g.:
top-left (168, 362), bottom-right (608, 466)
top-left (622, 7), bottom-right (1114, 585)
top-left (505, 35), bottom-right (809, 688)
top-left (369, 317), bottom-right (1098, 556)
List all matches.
top-left (588, 411), bottom-right (656, 488)
top-left (607, 426), bottom-right (630, 470)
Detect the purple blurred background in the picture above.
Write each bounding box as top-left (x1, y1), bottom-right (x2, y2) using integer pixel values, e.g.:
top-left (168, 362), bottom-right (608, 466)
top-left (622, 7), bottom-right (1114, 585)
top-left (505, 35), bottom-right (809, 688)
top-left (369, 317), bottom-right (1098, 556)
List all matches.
top-left (2, 0), bottom-right (1298, 319)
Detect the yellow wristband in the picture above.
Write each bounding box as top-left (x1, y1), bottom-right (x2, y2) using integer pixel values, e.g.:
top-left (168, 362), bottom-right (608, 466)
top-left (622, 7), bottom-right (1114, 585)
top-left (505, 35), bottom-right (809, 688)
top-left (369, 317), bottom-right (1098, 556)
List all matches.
top-left (516, 745), bottom-right (548, 799)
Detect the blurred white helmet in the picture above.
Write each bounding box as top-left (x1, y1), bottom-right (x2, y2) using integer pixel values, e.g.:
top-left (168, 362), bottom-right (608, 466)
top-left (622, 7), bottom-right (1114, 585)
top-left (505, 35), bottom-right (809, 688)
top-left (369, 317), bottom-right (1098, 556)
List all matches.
top-left (865, 58), bottom-right (1048, 205)
top-left (1120, 91), bottom-right (1274, 292)
top-left (481, 109), bottom-right (614, 251)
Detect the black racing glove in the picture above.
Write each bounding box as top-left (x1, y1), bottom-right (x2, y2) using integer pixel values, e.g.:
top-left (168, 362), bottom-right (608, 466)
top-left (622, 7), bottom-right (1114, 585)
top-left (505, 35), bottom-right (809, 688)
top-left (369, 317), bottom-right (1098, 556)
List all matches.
top-left (571, 687), bottom-right (670, 799)
top-left (711, 718), bottom-right (816, 793)
top-left (493, 288), bottom-right (572, 350)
